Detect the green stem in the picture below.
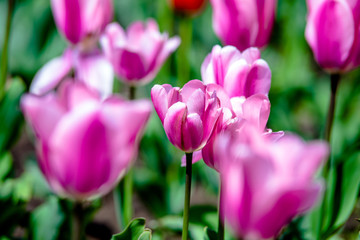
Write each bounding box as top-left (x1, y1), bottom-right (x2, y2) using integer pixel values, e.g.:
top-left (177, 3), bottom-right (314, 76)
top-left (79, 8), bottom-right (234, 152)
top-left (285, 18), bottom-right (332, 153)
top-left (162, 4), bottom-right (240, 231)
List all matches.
top-left (218, 179), bottom-right (224, 240)
top-left (318, 73), bottom-right (341, 237)
top-left (72, 202), bottom-right (86, 240)
top-left (129, 85), bottom-right (136, 100)
top-left (114, 85), bottom-right (137, 229)
top-left (324, 73), bottom-right (341, 143)
top-left (0, 0), bottom-right (15, 100)
top-left (123, 167), bottom-right (134, 226)
top-left (182, 152), bottom-right (193, 240)
top-left (176, 16), bottom-right (192, 86)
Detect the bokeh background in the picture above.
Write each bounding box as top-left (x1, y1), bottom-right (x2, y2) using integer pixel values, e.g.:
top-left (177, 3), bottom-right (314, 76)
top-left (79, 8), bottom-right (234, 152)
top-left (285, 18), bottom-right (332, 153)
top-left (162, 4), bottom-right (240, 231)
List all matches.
top-left (1, 0), bottom-right (360, 239)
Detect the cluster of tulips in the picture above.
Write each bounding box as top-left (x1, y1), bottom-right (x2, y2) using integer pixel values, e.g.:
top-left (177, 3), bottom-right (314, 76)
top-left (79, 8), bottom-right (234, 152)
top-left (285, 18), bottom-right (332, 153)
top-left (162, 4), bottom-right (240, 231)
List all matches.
top-left (14, 0), bottom-right (360, 239)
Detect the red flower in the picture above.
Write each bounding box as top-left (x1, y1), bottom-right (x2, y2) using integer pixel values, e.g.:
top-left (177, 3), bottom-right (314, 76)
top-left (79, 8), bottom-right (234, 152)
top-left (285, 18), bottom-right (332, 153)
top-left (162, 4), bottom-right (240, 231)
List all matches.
top-left (169, 0), bottom-right (207, 15)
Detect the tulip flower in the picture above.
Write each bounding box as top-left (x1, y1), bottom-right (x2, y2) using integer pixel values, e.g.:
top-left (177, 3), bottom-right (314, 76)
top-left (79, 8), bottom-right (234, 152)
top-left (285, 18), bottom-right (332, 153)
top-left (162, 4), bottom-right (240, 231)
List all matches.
top-left (218, 126), bottom-right (329, 239)
top-left (101, 20), bottom-right (181, 86)
top-left (169, 0), bottom-right (207, 16)
top-left (51, 0), bottom-right (113, 45)
top-left (30, 48), bottom-right (114, 98)
top-left (201, 45), bottom-right (271, 98)
top-left (210, 0), bottom-right (277, 51)
top-left (151, 80), bottom-right (221, 153)
top-left (151, 80), bottom-right (221, 239)
top-left (305, 0), bottom-right (360, 72)
top-left (202, 94), bottom-right (274, 171)
top-left (21, 81), bottom-right (152, 200)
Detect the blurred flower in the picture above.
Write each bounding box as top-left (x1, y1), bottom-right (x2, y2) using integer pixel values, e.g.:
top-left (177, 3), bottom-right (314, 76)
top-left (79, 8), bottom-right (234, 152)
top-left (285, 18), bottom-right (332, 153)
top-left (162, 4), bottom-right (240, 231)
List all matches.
top-left (305, 0), bottom-right (360, 72)
top-left (202, 94), bottom-right (277, 171)
top-left (30, 48), bottom-right (114, 98)
top-left (21, 81), bottom-right (152, 200)
top-left (210, 0), bottom-right (277, 51)
top-left (151, 80), bottom-right (221, 153)
top-left (51, 0), bottom-right (113, 46)
top-left (169, 0), bottom-right (207, 16)
top-left (201, 45), bottom-right (271, 98)
top-left (101, 19), bottom-right (181, 86)
top-left (218, 126), bottom-right (329, 239)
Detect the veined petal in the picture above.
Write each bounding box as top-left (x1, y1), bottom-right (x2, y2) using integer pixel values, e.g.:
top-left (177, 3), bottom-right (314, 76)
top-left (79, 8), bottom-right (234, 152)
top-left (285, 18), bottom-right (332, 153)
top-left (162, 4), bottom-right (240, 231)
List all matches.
top-left (164, 102), bottom-right (187, 150)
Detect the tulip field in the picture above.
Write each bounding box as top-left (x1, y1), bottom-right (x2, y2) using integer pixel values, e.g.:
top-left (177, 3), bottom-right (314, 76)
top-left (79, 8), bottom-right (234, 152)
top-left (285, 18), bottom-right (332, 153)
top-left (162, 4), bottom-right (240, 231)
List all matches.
top-left (1, 0), bottom-right (360, 239)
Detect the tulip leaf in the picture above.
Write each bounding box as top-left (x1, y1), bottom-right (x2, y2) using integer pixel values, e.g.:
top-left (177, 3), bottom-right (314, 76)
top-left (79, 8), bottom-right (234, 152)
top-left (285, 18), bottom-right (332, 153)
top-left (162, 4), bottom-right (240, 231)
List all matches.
top-left (30, 196), bottom-right (65, 240)
top-left (0, 78), bottom-right (25, 153)
top-left (322, 152), bottom-right (360, 238)
top-left (204, 227), bottom-right (218, 240)
top-left (0, 152), bottom-right (12, 182)
top-left (111, 218), bottom-right (152, 240)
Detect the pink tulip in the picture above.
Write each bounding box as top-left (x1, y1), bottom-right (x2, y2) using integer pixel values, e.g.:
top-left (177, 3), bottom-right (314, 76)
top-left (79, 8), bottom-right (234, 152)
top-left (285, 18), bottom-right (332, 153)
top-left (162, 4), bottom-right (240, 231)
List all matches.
top-left (217, 126), bottom-right (328, 239)
top-left (201, 45), bottom-right (271, 98)
top-left (151, 80), bottom-right (221, 153)
top-left (202, 94), bottom-right (279, 171)
top-left (101, 19), bottom-right (181, 86)
top-left (305, 0), bottom-right (360, 72)
top-left (210, 0), bottom-right (277, 51)
top-left (21, 81), bottom-right (151, 200)
top-left (30, 48), bottom-right (114, 98)
top-left (51, 0), bottom-right (113, 45)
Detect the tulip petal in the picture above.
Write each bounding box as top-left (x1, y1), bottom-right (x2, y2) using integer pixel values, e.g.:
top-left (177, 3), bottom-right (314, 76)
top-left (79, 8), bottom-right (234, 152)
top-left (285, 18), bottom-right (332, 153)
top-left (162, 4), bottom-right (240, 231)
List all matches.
top-left (181, 80), bottom-right (206, 102)
top-left (164, 102), bottom-right (187, 150)
top-left (49, 104), bottom-right (111, 196)
top-left (30, 51), bottom-right (72, 95)
top-left (151, 84), bottom-right (170, 123)
top-left (255, 185), bottom-right (322, 239)
top-left (241, 47), bottom-right (261, 64)
top-left (182, 113), bottom-right (204, 151)
top-left (75, 52), bottom-right (114, 98)
top-left (186, 89), bottom-right (205, 116)
top-left (51, 0), bottom-right (83, 44)
top-left (224, 59), bottom-right (250, 97)
top-left (240, 94), bottom-right (271, 131)
top-left (244, 59), bottom-right (271, 97)
top-left (21, 94), bottom-right (65, 141)
top-left (306, 0), bottom-right (355, 69)
top-left (115, 48), bottom-right (147, 80)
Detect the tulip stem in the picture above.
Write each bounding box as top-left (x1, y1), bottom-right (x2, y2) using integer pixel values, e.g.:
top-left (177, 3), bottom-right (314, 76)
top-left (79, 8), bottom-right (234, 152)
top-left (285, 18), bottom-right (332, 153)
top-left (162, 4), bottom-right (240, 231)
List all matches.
top-left (0, 0), bottom-right (15, 100)
top-left (324, 73), bottom-right (340, 143)
top-left (218, 179), bottom-right (225, 240)
top-left (72, 202), bottom-right (86, 240)
top-left (121, 85), bottom-right (137, 227)
top-left (176, 16), bottom-right (192, 86)
top-left (129, 85), bottom-right (136, 100)
top-left (318, 73), bottom-right (341, 237)
top-left (123, 167), bottom-right (134, 226)
top-left (182, 152), bottom-right (193, 240)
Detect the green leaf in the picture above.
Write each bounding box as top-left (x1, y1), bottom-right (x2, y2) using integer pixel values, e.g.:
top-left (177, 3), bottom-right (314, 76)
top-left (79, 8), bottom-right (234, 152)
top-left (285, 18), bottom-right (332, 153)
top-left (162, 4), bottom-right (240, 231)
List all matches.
top-left (321, 152), bottom-right (360, 238)
top-left (0, 152), bottom-right (12, 181)
top-left (138, 230), bottom-right (152, 240)
top-left (204, 227), bottom-right (218, 240)
top-left (112, 218), bottom-right (152, 240)
top-left (30, 196), bottom-right (65, 240)
top-left (0, 78), bottom-right (26, 153)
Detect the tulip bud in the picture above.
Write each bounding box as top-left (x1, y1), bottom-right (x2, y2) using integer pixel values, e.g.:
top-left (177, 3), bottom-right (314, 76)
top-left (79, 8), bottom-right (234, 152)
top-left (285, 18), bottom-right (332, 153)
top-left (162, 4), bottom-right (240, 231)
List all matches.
top-left (151, 80), bottom-right (221, 153)
top-left (21, 81), bottom-right (151, 200)
top-left (209, 0), bottom-right (277, 51)
top-left (51, 0), bottom-right (113, 45)
top-left (305, 0), bottom-right (360, 72)
top-left (201, 45), bottom-right (271, 98)
top-left (101, 19), bottom-right (181, 86)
